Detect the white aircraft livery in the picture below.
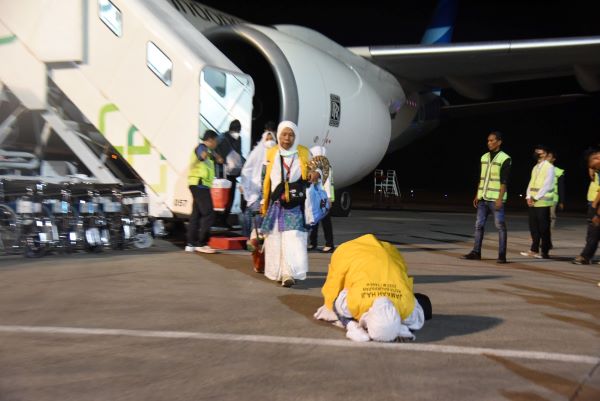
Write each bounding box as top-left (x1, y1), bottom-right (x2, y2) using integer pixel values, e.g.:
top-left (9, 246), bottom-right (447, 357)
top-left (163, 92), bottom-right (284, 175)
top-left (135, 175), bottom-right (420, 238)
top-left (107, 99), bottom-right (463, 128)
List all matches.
top-left (1, 0), bottom-right (599, 218)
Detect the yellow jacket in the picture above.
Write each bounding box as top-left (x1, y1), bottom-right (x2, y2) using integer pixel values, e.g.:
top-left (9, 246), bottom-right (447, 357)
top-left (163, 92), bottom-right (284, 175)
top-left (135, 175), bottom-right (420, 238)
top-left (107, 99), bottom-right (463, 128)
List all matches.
top-left (321, 234), bottom-right (416, 320)
top-left (261, 145), bottom-right (310, 215)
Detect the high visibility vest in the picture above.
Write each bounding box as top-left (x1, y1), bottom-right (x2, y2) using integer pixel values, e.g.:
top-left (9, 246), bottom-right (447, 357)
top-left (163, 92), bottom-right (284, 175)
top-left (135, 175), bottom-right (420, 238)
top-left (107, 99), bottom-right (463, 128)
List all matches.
top-left (477, 151), bottom-right (510, 201)
top-left (587, 173), bottom-right (599, 202)
top-left (552, 166), bottom-right (564, 204)
top-left (187, 146), bottom-right (215, 188)
top-left (528, 161), bottom-right (554, 207)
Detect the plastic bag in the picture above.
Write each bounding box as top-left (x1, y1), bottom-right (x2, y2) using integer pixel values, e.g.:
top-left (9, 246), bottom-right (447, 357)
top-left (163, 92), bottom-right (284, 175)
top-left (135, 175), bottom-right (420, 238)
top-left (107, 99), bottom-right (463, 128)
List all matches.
top-left (304, 182), bottom-right (330, 226)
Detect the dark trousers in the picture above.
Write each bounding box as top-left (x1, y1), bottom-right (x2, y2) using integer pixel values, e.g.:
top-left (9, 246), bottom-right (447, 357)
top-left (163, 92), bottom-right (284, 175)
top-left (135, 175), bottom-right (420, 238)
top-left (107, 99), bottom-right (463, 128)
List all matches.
top-left (310, 212), bottom-right (334, 247)
top-left (528, 206), bottom-right (551, 255)
top-left (581, 204), bottom-right (600, 260)
top-left (187, 186), bottom-right (215, 246)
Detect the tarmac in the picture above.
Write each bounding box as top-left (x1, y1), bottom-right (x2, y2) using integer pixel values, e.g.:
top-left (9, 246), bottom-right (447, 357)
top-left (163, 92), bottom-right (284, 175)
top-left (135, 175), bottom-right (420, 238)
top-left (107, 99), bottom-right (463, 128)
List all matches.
top-left (0, 209), bottom-right (599, 401)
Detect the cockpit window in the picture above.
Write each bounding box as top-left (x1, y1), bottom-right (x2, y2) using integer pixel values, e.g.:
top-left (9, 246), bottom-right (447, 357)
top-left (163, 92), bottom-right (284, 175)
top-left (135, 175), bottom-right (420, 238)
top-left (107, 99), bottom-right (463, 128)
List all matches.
top-left (98, 0), bottom-right (122, 37)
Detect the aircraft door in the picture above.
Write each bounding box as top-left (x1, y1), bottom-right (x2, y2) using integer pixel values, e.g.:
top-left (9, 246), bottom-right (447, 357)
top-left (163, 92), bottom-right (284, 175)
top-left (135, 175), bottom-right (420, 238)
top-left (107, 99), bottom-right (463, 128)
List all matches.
top-left (199, 66), bottom-right (254, 214)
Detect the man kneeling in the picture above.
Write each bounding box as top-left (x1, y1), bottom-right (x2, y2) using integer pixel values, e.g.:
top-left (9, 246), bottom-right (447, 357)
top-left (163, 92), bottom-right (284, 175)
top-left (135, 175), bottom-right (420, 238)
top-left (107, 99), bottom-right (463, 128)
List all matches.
top-left (314, 234), bottom-right (431, 342)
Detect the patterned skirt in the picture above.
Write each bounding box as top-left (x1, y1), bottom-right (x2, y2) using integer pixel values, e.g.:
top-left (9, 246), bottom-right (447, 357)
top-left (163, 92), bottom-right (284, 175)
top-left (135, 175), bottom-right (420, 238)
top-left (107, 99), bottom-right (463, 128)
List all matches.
top-left (260, 201), bottom-right (306, 234)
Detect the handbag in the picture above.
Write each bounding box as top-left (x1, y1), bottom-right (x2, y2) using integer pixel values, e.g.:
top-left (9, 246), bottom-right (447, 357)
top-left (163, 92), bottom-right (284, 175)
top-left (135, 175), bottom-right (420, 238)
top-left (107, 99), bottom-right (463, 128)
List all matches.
top-left (304, 182), bottom-right (330, 226)
top-left (249, 215), bottom-right (264, 273)
top-left (270, 155), bottom-right (306, 209)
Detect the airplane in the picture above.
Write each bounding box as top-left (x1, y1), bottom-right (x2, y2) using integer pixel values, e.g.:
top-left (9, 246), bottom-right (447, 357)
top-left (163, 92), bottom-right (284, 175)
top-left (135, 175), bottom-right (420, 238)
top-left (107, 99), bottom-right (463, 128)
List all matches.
top-left (1, 0), bottom-right (600, 222)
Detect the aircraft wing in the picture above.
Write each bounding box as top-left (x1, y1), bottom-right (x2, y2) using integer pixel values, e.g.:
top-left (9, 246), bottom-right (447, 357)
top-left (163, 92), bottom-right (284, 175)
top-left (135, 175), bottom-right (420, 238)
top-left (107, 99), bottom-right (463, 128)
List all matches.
top-left (348, 36), bottom-right (600, 99)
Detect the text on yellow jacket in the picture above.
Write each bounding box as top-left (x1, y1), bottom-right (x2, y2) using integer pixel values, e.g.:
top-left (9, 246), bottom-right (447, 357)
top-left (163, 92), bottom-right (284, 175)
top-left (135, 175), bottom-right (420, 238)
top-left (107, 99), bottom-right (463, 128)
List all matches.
top-left (321, 234), bottom-right (416, 320)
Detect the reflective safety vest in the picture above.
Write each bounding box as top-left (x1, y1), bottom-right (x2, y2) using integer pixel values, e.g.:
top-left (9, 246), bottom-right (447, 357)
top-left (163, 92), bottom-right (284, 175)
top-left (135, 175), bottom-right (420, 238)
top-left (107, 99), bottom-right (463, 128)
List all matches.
top-left (187, 146), bottom-right (215, 188)
top-left (477, 151), bottom-right (510, 201)
top-left (552, 166), bottom-right (564, 205)
top-left (587, 173), bottom-right (599, 202)
top-left (528, 160), bottom-right (555, 207)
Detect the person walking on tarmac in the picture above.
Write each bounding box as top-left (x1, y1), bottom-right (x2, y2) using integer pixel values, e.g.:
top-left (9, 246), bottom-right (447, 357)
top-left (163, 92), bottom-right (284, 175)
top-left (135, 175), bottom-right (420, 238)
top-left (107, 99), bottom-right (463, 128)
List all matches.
top-left (185, 130), bottom-right (221, 254)
top-left (462, 131), bottom-right (511, 263)
top-left (215, 119), bottom-right (244, 229)
top-left (520, 145), bottom-right (555, 259)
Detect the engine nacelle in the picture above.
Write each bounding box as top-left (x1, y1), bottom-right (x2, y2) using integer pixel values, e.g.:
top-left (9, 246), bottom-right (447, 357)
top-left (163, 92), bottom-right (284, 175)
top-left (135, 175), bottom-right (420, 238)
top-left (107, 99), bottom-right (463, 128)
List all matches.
top-left (205, 24), bottom-right (404, 188)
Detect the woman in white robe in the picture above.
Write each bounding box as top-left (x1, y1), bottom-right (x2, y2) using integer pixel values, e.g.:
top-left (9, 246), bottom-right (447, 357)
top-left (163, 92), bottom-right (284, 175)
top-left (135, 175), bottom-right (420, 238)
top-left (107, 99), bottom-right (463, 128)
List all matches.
top-left (240, 125), bottom-right (276, 237)
top-left (261, 121), bottom-right (319, 287)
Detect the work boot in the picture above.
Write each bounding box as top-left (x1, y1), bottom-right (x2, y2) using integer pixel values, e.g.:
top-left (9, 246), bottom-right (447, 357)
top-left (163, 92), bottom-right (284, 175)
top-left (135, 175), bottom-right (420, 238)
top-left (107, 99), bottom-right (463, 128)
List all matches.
top-left (461, 251), bottom-right (481, 260)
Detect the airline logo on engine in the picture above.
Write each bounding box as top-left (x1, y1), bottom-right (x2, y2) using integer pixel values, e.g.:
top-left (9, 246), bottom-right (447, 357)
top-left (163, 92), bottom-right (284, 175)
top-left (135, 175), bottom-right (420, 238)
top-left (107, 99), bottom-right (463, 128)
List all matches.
top-left (329, 94), bottom-right (340, 127)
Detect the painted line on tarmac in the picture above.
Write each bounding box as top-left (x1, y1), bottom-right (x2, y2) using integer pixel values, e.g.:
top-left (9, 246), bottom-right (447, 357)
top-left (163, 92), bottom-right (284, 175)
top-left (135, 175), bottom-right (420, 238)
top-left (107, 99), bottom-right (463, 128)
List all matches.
top-left (1, 324), bottom-right (598, 364)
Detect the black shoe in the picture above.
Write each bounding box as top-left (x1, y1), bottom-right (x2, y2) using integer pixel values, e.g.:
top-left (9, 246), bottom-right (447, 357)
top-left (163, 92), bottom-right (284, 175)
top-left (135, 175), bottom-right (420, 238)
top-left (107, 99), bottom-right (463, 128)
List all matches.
top-left (307, 244), bottom-right (317, 251)
top-left (321, 246), bottom-right (335, 253)
top-left (461, 251), bottom-right (481, 260)
top-left (572, 256), bottom-right (590, 265)
top-left (496, 256), bottom-right (507, 264)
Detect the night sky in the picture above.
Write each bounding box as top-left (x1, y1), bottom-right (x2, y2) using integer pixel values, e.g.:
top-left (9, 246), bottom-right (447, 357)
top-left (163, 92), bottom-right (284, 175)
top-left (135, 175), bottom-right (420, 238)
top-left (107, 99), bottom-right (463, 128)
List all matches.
top-left (195, 0), bottom-right (600, 211)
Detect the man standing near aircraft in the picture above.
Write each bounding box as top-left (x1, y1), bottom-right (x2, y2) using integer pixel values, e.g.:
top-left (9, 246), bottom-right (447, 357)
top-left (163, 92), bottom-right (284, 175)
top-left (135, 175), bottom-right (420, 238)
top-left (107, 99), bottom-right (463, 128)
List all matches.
top-left (185, 130), bottom-right (221, 254)
top-left (462, 131), bottom-right (511, 264)
top-left (572, 147), bottom-right (600, 264)
top-left (521, 145), bottom-right (555, 260)
top-left (216, 119), bottom-right (244, 230)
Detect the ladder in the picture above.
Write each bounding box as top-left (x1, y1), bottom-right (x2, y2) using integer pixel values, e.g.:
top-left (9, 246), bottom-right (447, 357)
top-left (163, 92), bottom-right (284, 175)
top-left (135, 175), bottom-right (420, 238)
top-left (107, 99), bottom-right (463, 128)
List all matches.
top-left (373, 169), bottom-right (400, 199)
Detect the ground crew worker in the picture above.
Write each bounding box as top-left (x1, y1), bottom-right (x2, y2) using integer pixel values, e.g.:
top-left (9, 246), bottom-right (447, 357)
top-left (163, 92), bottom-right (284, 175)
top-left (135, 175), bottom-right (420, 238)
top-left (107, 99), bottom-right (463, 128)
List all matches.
top-left (547, 150), bottom-right (565, 231)
top-left (313, 234), bottom-right (430, 342)
top-left (572, 147), bottom-right (600, 264)
top-left (521, 145), bottom-right (555, 259)
top-left (462, 131), bottom-right (511, 263)
top-left (185, 130), bottom-right (221, 254)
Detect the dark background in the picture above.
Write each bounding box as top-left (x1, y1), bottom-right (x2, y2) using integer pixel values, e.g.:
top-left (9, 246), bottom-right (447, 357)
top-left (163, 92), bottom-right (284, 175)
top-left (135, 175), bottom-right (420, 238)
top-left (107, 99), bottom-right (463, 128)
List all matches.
top-left (195, 0), bottom-right (600, 211)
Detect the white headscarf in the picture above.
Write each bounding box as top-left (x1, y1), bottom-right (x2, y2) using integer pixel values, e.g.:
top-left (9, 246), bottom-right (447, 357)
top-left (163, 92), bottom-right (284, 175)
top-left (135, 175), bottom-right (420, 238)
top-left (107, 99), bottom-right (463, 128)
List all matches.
top-left (310, 145), bottom-right (327, 157)
top-left (359, 297), bottom-right (413, 342)
top-left (240, 131), bottom-right (276, 207)
top-left (277, 121), bottom-right (299, 156)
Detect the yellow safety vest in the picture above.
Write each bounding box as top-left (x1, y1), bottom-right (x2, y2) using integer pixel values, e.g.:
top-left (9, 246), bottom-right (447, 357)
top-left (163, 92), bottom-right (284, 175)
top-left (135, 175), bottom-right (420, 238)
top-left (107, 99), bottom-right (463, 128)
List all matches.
top-left (552, 166), bottom-right (564, 204)
top-left (528, 161), bottom-right (554, 207)
top-left (587, 173), bottom-right (599, 202)
top-left (187, 146), bottom-right (215, 188)
top-left (261, 145), bottom-right (310, 215)
top-left (477, 151), bottom-right (510, 201)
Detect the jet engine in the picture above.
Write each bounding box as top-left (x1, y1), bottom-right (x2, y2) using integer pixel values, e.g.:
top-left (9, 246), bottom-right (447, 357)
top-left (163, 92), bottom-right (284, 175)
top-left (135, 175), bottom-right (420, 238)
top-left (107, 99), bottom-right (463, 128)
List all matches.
top-left (204, 24), bottom-right (406, 191)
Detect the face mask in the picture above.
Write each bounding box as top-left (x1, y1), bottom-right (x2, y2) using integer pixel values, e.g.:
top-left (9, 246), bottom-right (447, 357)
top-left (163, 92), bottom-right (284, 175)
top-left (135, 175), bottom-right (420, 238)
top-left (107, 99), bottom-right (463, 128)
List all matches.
top-left (264, 140), bottom-right (276, 149)
top-left (230, 132), bottom-right (240, 140)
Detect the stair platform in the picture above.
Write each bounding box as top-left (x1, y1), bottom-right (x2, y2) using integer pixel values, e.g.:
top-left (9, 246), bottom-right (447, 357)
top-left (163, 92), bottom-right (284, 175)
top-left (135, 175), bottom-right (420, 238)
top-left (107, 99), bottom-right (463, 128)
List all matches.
top-left (208, 236), bottom-right (248, 250)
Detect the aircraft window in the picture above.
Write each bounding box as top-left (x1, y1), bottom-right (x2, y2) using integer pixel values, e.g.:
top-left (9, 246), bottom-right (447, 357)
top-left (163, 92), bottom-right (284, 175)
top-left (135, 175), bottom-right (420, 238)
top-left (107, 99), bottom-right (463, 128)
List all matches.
top-left (146, 42), bottom-right (173, 86)
top-left (203, 68), bottom-right (226, 97)
top-left (98, 0), bottom-right (122, 37)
